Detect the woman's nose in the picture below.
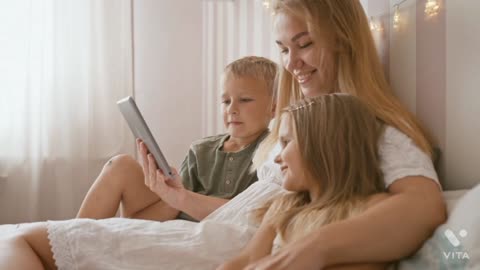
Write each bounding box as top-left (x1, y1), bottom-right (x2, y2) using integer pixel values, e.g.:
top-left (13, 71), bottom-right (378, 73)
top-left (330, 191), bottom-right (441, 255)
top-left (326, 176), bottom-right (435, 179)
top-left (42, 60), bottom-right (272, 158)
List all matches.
top-left (285, 51), bottom-right (303, 72)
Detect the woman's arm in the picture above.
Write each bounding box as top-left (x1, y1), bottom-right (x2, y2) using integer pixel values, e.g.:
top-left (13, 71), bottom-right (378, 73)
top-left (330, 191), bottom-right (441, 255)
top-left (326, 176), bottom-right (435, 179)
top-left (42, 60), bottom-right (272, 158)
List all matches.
top-left (321, 177), bottom-right (446, 265)
top-left (218, 220), bottom-right (277, 270)
top-left (245, 176), bottom-right (446, 269)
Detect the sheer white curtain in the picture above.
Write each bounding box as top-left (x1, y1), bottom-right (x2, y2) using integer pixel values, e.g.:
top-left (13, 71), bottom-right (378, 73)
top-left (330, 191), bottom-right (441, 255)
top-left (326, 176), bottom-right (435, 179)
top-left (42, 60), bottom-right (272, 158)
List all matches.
top-left (0, 0), bottom-right (134, 223)
top-left (201, 0), bottom-right (279, 136)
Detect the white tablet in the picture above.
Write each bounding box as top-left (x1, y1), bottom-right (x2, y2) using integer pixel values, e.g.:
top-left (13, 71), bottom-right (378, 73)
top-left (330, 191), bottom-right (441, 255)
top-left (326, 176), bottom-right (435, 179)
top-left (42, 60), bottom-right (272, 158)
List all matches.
top-left (117, 96), bottom-right (173, 179)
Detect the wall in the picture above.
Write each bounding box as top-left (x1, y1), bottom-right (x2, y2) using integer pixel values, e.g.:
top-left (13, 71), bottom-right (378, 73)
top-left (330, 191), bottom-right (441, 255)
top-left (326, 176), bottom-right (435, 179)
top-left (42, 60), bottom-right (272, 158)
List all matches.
top-left (364, 0), bottom-right (480, 190)
top-left (445, 0), bottom-right (480, 190)
top-left (133, 0), bottom-right (277, 165)
top-left (201, 0), bottom-right (278, 136)
top-left (133, 0), bottom-right (203, 166)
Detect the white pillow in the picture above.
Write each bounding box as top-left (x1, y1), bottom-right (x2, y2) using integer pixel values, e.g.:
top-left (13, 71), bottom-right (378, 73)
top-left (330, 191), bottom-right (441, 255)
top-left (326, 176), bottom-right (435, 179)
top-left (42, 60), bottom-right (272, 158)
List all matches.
top-left (398, 184), bottom-right (480, 269)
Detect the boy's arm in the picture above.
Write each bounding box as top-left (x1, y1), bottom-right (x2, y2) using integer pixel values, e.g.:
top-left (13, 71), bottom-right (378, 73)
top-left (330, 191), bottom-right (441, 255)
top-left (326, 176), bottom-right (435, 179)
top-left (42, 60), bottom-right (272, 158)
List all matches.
top-left (217, 218), bottom-right (277, 270)
top-left (177, 192), bottom-right (229, 221)
top-left (146, 158), bottom-right (230, 221)
top-left (176, 147), bottom-right (229, 220)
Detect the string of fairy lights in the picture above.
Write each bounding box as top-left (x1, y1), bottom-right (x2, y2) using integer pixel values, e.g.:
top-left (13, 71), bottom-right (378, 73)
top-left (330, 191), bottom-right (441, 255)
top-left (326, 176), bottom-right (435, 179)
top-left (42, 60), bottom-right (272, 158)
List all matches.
top-left (371, 0), bottom-right (440, 31)
top-left (258, 0), bottom-right (441, 32)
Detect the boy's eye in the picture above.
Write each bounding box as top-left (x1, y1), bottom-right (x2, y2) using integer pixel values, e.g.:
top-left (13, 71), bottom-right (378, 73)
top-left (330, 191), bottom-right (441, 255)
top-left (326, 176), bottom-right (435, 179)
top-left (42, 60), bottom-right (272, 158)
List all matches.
top-left (240, 98), bottom-right (253, 102)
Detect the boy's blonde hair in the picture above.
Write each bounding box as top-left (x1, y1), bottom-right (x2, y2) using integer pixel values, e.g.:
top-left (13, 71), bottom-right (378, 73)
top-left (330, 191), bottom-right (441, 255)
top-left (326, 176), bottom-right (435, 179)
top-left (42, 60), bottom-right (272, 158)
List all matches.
top-left (223, 56), bottom-right (279, 98)
top-left (254, 0), bottom-right (434, 168)
top-left (255, 94), bottom-right (385, 241)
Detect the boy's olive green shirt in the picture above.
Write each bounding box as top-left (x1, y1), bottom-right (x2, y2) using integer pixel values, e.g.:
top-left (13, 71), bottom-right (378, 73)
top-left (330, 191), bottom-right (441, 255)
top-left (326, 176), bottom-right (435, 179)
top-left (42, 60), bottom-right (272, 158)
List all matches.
top-left (178, 130), bottom-right (269, 221)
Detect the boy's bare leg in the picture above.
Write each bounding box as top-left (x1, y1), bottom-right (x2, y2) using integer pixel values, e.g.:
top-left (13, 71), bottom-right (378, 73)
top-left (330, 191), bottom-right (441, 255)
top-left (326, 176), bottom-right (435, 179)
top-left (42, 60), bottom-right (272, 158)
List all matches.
top-left (0, 223), bottom-right (55, 270)
top-left (77, 154), bottom-right (178, 221)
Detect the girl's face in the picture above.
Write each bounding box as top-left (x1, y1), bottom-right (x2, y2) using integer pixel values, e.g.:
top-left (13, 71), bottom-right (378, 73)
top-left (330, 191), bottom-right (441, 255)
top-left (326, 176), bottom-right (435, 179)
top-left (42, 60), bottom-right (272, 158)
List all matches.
top-left (274, 115), bottom-right (320, 199)
top-left (274, 12), bottom-right (336, 98)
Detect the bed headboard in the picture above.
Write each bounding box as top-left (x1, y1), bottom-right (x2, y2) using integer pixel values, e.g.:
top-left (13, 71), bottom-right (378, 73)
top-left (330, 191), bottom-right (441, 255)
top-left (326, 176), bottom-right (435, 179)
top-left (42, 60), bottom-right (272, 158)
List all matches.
top-left (364, 0), bottom-right (480, 190)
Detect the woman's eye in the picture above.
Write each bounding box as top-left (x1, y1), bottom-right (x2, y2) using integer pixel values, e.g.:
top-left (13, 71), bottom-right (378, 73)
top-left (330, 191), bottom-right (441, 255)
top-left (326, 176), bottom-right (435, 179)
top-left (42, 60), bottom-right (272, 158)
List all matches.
top-left (222, 100), bottom-right (230, 105)
top-left (279, 47), bottom-right (289, 54)
top-left (299, 42), bottom-right (313, 49)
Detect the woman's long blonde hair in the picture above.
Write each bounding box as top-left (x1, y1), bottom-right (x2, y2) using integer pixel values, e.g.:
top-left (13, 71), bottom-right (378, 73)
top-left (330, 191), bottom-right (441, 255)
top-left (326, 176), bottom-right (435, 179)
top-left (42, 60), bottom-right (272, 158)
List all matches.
top-left (254, 0), bottom-right (433, 168)
top-left (255, 94), bottom-right (385, 240)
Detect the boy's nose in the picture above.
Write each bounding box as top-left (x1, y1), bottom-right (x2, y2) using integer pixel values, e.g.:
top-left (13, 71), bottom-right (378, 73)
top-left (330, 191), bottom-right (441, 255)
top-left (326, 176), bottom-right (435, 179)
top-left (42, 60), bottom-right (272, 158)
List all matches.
top-left (227, 104), bottom-right (238, 115)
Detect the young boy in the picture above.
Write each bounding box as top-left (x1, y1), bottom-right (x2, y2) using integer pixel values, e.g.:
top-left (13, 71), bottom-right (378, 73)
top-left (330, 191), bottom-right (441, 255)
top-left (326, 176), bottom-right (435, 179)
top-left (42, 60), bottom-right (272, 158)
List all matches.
top-left (78, 56), bottom-right (278, 223)
top-left (175, 56), bottom-right (277, 221)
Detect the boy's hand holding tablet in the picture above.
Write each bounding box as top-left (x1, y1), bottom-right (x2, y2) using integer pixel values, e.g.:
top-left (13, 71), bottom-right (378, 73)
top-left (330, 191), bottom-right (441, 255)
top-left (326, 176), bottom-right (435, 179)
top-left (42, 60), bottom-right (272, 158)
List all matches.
top-left (117, 96), bottom-right (186, 209)
top-left (136, 138), bottom-right (186, 209)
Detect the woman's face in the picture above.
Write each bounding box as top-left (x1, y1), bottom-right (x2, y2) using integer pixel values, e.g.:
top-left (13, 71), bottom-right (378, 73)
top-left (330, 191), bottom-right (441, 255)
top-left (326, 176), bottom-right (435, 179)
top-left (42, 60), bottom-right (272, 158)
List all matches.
top-left (274, 12), bottom-right (336, 98)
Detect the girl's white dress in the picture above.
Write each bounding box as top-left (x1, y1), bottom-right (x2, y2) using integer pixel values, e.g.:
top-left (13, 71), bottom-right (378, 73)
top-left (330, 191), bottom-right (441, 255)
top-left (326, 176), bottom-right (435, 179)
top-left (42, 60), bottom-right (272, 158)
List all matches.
top-left (46, 126), bottom-right (439, 270)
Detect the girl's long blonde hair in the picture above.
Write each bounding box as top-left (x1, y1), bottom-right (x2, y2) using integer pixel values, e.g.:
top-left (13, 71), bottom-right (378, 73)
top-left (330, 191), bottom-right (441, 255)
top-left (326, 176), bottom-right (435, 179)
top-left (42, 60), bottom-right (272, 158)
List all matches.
top-left (254, 0), bottom-right (433, 168)
top-left (255, 94), bottom-right (385, 240)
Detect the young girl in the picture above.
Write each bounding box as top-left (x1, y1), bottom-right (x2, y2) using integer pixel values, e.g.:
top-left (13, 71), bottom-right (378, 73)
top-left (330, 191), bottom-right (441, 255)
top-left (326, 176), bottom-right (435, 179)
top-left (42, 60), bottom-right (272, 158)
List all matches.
top-left (220, 94), bottom-right (389, 270)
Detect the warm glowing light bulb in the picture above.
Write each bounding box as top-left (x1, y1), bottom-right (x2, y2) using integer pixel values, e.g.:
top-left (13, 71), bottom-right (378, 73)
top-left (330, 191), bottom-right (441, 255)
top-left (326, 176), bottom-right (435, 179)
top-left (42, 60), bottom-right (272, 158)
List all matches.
top-left (425, 0), bottom-right (440, 17)
top-left (369, 16), bottom-right (376, 31)
top-left (369, 17), bottom-right (382, 32)
top-left (263, 0), bottom-right (270, 9)
top-left (393, 5), bottom-right (400, 29)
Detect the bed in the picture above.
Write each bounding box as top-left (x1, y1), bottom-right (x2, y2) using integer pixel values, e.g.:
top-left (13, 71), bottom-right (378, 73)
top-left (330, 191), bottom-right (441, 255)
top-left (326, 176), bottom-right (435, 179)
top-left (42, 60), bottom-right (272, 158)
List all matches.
top-left (1, 187), bottom-right (478, 269)
top-left (398, 187), bottom-right (480, 269)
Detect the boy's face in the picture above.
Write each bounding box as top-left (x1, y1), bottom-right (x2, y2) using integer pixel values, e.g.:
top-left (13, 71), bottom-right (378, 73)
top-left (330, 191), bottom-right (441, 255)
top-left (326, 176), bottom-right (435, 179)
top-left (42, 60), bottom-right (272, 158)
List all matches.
top-left (221, 75), bottom-right (274, 141)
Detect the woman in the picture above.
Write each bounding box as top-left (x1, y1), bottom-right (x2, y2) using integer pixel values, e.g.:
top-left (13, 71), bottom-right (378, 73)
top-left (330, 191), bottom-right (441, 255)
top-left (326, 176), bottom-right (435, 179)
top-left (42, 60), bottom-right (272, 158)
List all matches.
top-left (244, 0), bottom-right (445, 269)
top-left (0, 0), bottom-right (445, 269)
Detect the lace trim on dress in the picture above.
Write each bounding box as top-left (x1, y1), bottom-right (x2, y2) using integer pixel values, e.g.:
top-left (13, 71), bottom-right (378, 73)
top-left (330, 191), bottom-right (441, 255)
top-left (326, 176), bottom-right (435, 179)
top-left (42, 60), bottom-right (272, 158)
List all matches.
top-left (47, 220), bottom-right (77, 270)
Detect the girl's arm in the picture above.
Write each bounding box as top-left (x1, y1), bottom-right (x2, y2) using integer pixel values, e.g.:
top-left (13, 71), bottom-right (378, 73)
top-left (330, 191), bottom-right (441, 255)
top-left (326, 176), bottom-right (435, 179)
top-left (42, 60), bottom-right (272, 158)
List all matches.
top-left (217, 218), bottom-right (277, 270)
top-left (244, 176), bottom-right (446, 269)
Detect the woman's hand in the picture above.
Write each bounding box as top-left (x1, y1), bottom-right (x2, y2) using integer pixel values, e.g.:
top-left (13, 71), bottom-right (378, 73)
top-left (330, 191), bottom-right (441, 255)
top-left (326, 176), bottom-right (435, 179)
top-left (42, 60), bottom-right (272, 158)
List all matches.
top-left (244, 235), bottom-right (327, 270)
top-left (137, 139), bottom-right (186, 209)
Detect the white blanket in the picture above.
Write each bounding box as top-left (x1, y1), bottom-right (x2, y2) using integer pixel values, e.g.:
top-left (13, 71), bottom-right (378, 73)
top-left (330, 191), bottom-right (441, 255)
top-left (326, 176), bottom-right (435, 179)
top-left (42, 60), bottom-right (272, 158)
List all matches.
top-left (46, 176), bottom-right (283, 270)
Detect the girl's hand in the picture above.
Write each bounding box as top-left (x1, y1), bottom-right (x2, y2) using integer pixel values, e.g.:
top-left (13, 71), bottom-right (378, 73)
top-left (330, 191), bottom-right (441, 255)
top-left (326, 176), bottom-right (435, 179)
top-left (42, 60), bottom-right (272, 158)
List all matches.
top-left (244, 236), bottom-right (326, 270)
top-left (137, 139), bottom-right (186, 209)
